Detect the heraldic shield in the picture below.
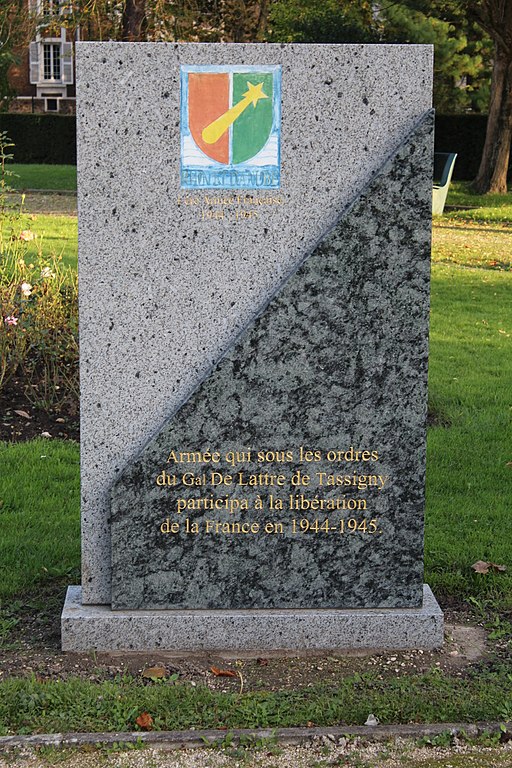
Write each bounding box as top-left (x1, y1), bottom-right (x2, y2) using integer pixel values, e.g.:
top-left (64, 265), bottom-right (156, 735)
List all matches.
top-left (180, 65), bottom-right (281, 190)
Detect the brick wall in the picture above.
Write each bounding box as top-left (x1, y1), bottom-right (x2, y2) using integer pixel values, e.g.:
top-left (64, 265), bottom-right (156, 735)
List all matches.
top-left (8, 50), bottom-right (33, 98)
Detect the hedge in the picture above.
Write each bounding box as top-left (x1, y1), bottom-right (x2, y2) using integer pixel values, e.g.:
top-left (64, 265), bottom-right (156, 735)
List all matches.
top-left (0, 112), bottom-right (510, 180)
top-left (0, 113), bottom-right (76, 164)
top-left (435, 114), bottom-right (497, 181)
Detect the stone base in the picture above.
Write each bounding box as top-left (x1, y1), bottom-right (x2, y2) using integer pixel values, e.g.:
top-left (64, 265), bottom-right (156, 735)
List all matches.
top-left (61, 585), bottom-right (443, 652)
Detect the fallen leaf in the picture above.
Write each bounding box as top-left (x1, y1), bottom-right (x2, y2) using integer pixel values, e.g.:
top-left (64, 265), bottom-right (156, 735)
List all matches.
top-left (142, 665), bottom-right (167, 679)
top-left (472, 560), bottom-right (507, 574)
top-left (135, 712), bottom-right (153, 730)
top-left (306, 721), bottom-right (315, 728)
top-left (256, 658), bottom-right (269, 666)
top-left (14, 410), bottom-right (31, 419)
top-left (55, 417), bottom-right (66, 424)
top-left (210, 666), bottom-right (237, 678)
top-left (472, 560), bottom-right (490, 574)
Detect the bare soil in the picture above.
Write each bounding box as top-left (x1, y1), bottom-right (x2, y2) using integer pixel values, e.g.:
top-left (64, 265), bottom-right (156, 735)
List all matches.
top-left (0, 580), bottom-right (492, 693)
top-left (0, 373), bottom-right (79, 443)
top-left (7, 191), bottom-right (77, 216)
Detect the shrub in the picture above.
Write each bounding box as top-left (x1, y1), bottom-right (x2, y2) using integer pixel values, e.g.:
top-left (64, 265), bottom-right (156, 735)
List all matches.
top-left (0, 114), bottom-right (76, 165)
top-left (0, 132), bottom-right (78, 409)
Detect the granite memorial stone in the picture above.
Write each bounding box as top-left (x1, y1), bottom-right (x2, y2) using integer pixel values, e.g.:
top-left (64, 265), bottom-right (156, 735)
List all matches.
top-left (62, 42), bottom-right (443, 651)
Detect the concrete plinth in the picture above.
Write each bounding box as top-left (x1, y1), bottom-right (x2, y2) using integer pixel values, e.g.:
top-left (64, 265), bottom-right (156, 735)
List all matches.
top-left (61, 585), bottom-right (443, 652)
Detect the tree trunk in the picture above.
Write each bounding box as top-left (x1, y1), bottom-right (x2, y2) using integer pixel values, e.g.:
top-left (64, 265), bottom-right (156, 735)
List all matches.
top-left (473, 48), bottom-right (512, 194)
top-left (255, 0), bottom-right (268, 39)
top-left (121, 0), bottom-right (147, 41)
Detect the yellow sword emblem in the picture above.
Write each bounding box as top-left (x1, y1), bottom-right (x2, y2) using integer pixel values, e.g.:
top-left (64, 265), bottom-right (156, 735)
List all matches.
top-left (202, 81), bottom-right (268, 145)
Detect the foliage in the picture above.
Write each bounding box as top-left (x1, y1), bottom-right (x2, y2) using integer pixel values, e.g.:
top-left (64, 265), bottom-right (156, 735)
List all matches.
top-left (0, 0), bottom-right (33, 109)
top-left (6, 164), bottom-right (77, 191)
top-left (381, 3), bottom-right (492, 114)
top-left (0, 46), bottom-right (15, 106)
top-left (391, 0), bottom-right (512, 194)
top-left (268, 0), bottom-right (377, 43)
top-left (0, 133), bottom-right (78, 408)
top-left (266, 0), bottom-right (510, 193)
top-left (0, 663), bottom-right (510, 734)
top-left (56, 0), bottom-right (269, 42)
top-left (0, 114), bottom-right (77, 164)
top-left (267, 1), bottom-right (492, 113)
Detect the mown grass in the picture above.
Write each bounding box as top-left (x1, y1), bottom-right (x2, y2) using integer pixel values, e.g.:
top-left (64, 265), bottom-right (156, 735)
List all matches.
top-left (443, 181), bottom-right (512, 223)
top-left (0, 261), bottom-right (510, 610)
top-left (24, 214), bottom-right (78, 269)
top-left (426, 266), bottom-right (512, 606)
top-left (431, 220), bottom-right (511, 271)
top-left (432, 182), bottom-right (511, 273)
top-left (0, 440), bottom-right (80, 600)
top-left (0, 665), bottom-right (510, 736)
top-left (0, 180), bottom-right (511, 735)
top-left (6, 164), bottom-right (77, 191)
top-left (0, 212), bottom-right (77, 270)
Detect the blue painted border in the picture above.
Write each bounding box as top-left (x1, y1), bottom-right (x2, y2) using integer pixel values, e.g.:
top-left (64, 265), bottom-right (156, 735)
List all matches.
top-left (180, 65), bottom-right (281, 190)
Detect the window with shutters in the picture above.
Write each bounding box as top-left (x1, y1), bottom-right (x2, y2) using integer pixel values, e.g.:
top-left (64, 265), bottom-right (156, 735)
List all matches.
top-left (30, 38), bottom-right (73, 86)
top-left (28, 0), bottom-right (74, 89)
top-left (43, 43), bottom-right (61, 80)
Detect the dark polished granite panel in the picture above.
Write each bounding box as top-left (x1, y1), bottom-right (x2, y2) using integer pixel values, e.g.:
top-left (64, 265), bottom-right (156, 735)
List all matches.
top-left (110, 111), bottom-right (434, 611)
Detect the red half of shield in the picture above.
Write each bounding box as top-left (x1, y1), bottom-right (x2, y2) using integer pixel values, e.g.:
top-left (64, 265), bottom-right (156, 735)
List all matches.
top-left (188, 72), bottom-right (230, 164)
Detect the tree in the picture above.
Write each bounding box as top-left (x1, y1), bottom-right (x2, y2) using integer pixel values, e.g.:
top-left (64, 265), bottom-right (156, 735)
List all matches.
top-left (269, 0), bottom-right (509, 192)
top-left (268, 0), bottom-right (378, 43)
top-left (64, 0), bottom-right (269, 42)
top-left (0, 1), bottom-right (32, 106)
top-left (121, 0), bottom-right (147, 40)
top-left (467, 1), bottom-right (512, 193)
top-left (382, 4), bottom-right (491, 114)
top-left (383, 0), bottom-right (511, 194)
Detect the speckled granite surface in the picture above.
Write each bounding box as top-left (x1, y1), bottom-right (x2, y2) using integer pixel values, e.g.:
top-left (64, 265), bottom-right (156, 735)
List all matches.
top-left (62, 585), bottom-right (444, 651)
top-left (76, 44), bottom-right (433, 605)
top-left (110, 111), bottom-right (434, 611)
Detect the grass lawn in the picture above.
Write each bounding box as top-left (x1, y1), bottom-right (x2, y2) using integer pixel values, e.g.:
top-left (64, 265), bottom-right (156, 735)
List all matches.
top-left (427, 266), bottom-right (511, 606)
top-left (0, 664), bottom-right (510, 733)
top-left (24, 213), bottom-right (78, 269)
top-left (0, 261), bottom-right (509, 609)
top-left (442, 181), bottom-right (512, 223)
top-left (0, 182), bottom-right (511, 735)
top-left (432, 220), bottom-right (511, 271)
top-left (1, 211), bottom-right (77, 270)
top-left (6, 164), bottom-right (77, 191)
top-left (0, 441), bottom-right (80, 599)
